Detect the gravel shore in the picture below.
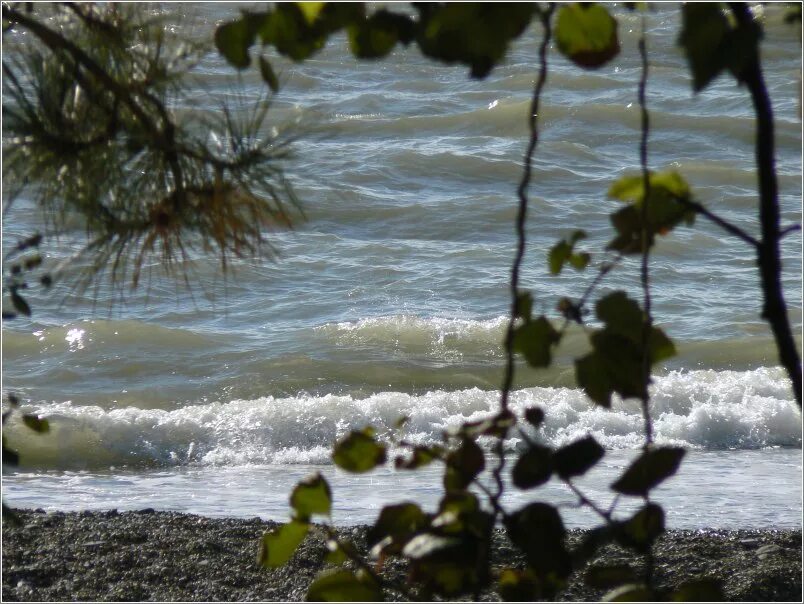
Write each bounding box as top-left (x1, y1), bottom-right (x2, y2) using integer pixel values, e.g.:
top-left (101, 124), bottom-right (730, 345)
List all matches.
top-left (2, 508), bottom-right (801, 602)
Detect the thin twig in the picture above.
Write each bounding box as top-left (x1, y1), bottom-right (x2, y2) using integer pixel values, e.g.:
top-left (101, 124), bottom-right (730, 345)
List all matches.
top-left (637, 15), bottom-right (654, 447)
top-left (675, 198), bottom-right (760, 247)
top-left (565, 480), bottom-right (613, 523)
top-left (637, 14), bottom-right (657, 589)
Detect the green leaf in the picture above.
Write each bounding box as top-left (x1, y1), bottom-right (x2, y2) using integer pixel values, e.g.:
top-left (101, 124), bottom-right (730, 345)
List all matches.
top-left (444, 437), bottom-right (485, 491)
top-left (596, 292), bottom-right (643, 344)
top-left (523, 406), bottom-right (545, 428)
top-left (505, 503), bottom-right (570, 579)
top-left (607, 171), bottom-right (695, 253)
top-left (348, 10), bottom-right (413, 59)
top-left (555, 3), bottom-right (620, 69)
top-left (332, 429), bottom-right (386, 473)
top-left (611, 447), bottom-right (686, 496)
top-left (395, 444), bottom-right (443, 470)
top-left (568, 251), bottom-right (591, 270)
top-left (616, 503), bottom-right (665, 551)
top-left (603, 583), bottom-right (654, 602)
top-left (576, 332), bottom-right (646, 408)
top-left (324, 539), bottom-right (349, 565)
top-left (512, 445), bottom-right (553, 489)
top-left (22, 414), bottom-right (49, 433)
top-left (512, 316), bottom-right (561, 368)
top-left (553, 435), bottom-right (604, 479)
top-left (432, 492), bottom-right (489, 534)
top-left (548, 230), bottom-right (587, 275)
top-left (258, 56), bottom-right (280, 92)
top-left (671, 578), bottom-right (725, 602)
top-left (259, 5), bottom-right (327, 61)
top-left (499, 568), bottom-right (540, 602)
top-left (585, 564), bottom-right (638, 589)
top-left (576, 292), bottom-right (676, 406)
top-left (649, 327), bottom-right (676, 364)
top-left (402, 532), bottom-right (484, 596)
top-left (10, 290), bottom-right (31, 317)
top-left (306, 569), bottom-right (382, 602)
top-left (215, 18), bottom-right (259, 69)
top-left (258, 520), bottom-right (309, 567)
top-left (677, 4), bottom-right (760, 92)
top-left (366, 502), bottom-right (428, 554)
top-left (515, 290), bottom-right (533, 320)
top-left (415, 4), bottom-right (536, 78)
top-left (2, 435), bottom-right (19, 466)
top-left (290, 472), bottom-right (332, 519)
top-left (297, 2), bottom-right (326, 25)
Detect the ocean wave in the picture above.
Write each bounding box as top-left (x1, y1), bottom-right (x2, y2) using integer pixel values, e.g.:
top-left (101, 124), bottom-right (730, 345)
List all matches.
top-left (5, 367), bottom-right (798, 471)
top-left (314, 314), bottom-right (508, 356)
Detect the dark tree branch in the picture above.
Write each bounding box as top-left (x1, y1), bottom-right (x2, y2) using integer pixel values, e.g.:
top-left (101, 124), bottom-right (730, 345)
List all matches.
top-left (676, 197), bottom-right (760, 247)
top-left (730, 3), bottom-right (802, 407)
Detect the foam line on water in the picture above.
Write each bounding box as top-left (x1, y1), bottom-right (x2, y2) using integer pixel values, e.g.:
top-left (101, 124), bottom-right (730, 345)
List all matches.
top-left (5, 367), bottom-right (798, 471)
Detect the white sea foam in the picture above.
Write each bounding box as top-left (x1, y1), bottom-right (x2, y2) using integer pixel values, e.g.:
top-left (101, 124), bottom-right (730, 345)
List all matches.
top-left (6, 367), bottom-right (798, 471)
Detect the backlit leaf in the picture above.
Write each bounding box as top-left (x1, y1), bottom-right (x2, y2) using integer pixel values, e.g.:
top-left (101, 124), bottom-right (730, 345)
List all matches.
top-left (556, 3), bottom-right (620, 69)
top-left (306, 569), bottom-right (382, 602)
top-left (297, 2), bottom-right (326, 25)
top-left (333, 429), bottom-right (386, 473)
top-left (258, 520), bottom-right (309, 567)
top-left (499, 568), bottom-right (540, 602)
top-left (290, 472), bottom-right (332, 519)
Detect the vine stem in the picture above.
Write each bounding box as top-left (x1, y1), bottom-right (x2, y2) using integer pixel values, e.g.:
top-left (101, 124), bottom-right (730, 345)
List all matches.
top-left (637, 15), bottom-right (654, 448)
top-left (492, 1), bottom-right (555, 509)
top-left (637, 13), bottom-right (656, 590)
top-left (477, 5), bottom-right (555, 598)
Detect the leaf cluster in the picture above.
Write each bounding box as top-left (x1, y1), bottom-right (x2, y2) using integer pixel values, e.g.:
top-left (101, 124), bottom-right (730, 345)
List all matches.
top-left (216, 2), bottom-right (773, 601)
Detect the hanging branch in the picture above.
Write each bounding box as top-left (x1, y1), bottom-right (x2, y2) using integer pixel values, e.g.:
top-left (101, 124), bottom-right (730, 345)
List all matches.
top-left (728, 3), bottom-right (802, 407)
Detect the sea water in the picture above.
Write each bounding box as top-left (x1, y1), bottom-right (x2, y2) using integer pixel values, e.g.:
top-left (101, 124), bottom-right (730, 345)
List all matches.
top-left (2, 4), bottom-right (801, 528)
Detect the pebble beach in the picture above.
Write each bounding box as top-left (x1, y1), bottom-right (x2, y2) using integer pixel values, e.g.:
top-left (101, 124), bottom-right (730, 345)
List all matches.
top-left (2, 508), bottom-right (801, 602)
